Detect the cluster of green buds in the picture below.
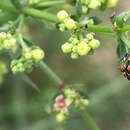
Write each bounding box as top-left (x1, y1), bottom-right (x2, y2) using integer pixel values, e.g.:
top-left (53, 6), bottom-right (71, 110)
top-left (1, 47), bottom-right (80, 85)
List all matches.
top-left (81, 0), bottom-right (119, 14)
top-left (61, 33), bottom-right (100, 59)
top-left (11, 46), bottom-right (44, 74)
top-left (53, 88), bottom-right (89, 122)
top-left (57, 10), bottom-right (77, 32)
top-left (0, 61), bottom-right (8, 85)
top-left (0, 32), bottom-right (17, 53)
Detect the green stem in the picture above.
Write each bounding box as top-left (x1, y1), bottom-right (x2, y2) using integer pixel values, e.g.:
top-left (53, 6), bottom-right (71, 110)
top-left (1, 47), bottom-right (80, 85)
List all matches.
top-left (22, 37), bottom-right (63, 86)
top-left (86, 25), bottom-right (115, 37)
top-left (18, 34), bottom-right (27, 49)
top-left (22, 7), bottom-right (57, 22)
top-left (120, 25), bottom-right (130, 32)
top-left (21, 74), bottom-right (40, 93)
top-left (0, 1), bottom-right (18, 13)
top-left (79, 109), bottom-right (100, 130)
top-left (39, 61), bottom-right (63, 86)
top-left (18, 14), bottom-right (25, 30)
top-left (33, 0), bottom-right (64, 8)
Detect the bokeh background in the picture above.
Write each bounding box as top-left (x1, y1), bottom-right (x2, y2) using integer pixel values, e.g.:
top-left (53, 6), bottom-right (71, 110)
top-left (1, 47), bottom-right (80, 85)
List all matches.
top-left (0, 0), bottom-right (130, 130)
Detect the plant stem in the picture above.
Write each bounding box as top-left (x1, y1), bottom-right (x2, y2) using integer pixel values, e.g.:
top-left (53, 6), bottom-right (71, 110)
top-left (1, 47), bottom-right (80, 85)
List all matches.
top-left (22, 7), bottom-right (57, 22)
top-left (22, 37), bottom-right (63, 86)
top-left (39, 61), bottom-right (63, 86)
top-left (120, 25), bottom-right (130, 32)
top-left (79, 109), bottom-right (100, 130)
top-left (21, 74), bottom-right (40, 92)
top-left (0, 1), bottom-right (18, 13)
top-left (33, 0), bottom-right (64, 8)
top-left (87, 25), bottom-right (115, 37)
top-left (18, 14), bottom-right (25, 30)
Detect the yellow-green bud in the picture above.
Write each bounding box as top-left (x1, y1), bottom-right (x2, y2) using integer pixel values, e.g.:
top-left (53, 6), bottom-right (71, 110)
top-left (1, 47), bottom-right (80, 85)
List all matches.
top-left (72, 46), bottom-right (78, 53)
top-left (106, 0), bottom-right (118, 8)
top-left (61, 42), bottom-right (72, 53)
top-left (88, 39), bottom-right (100, 49)
top-left (57, 10), bottom-right (69, 22)
top-left (77, 42), bottom-right (91, 56)
top-left (32, 48), bottom-right (45, 62)
top-left (86, 33), bottom-right (94, 40)
top-left (82, 6), bottom-right (88, 14)
top-left (88, 0), bottom-right (101, 9)
top-left (64, 18), bottom-right (77, 30)
top-left (64, 88), bottom-right (77, 98)
top-left (59, 23), bottom-right (65, 32)
top-left (71, 52), bottom-right (79, 59)
top-left (80, 99), bottom-right (89, 106)
top-left (3, 40), bottom-right (11, 49)
top-left (72, 38), bottom-right (79, 45)
top-left (56, 113), bottom-right (66, 122)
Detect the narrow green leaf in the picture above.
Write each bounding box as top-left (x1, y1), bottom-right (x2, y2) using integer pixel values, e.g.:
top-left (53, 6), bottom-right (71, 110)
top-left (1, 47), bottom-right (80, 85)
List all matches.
top-left (116, 35), bottom-right (127, 58)
top-left (116, 12), bottom-right (126, 28)
top-left (120, 33), bottom-right (130, 49)
top-left (76, 0), bottom-right (82, 18)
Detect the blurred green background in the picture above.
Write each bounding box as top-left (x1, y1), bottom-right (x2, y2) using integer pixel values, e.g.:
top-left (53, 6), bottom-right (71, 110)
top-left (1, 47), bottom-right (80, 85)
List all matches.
top-left (0, 0), bottom-right (130, 130)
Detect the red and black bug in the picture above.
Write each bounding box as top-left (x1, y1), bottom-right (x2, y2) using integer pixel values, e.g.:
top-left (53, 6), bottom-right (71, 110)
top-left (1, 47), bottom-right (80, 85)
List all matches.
top-left (119, 53), bottom-right (130, 80)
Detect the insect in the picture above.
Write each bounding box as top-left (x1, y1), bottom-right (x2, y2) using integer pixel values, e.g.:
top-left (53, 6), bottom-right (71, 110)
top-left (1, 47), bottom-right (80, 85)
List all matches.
top-left (119, 53), bottom-right (130, 80)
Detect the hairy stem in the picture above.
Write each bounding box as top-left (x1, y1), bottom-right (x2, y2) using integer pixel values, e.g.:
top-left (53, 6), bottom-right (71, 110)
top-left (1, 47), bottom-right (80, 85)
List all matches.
top-left (79, 109), bottom-right (100, 130)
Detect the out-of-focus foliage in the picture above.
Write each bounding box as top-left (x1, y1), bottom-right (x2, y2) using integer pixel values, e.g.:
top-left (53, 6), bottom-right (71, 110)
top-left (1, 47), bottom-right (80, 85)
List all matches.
top-left (0, 0), bottom-right (130, 130)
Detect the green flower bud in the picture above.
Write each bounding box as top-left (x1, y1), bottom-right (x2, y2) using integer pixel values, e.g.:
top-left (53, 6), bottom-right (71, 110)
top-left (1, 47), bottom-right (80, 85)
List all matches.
top-left (80, 99), bottom-right (89, 106)
top-left (24, 48), bottom-right (32, 59)
top-left (72, 46), bottom-right (78, 53)
top-left (61, 42), bottom-right (72, 53)
top-left (77, 42), bottom-right (91, 56)
top-left (72, 38), bottom-right (79, 45)
top-left (59, 23), bottom-right (65, 32)
top-left (107, 0), bottom-right (118, 8)
top-left (57, 10), bottom-right (69, 22)
top-left (0, 32), bottom-right (6, 39)
top-left (86, 33), bottom-right (94, 41)
top-left (88, 39), bottom-right (100, 49)
top-left (64, 88), bottom-right (77, 98)
top-left (32, 48), bottom-right (45, 62)
top-left (56, 112), bottom-right (66, 122)
top-left (82, 6), bottom-right (89, 14)
top-left (64, 18), bottom-right (77, 30)
top-left (71, 52), bottom-right (79, 59)
top-left (9, 38), bottom-right (17, 52)
top-left (88, 0), bottom-right (101, 9)
top-left (3, 40), bottom-right (11, 49)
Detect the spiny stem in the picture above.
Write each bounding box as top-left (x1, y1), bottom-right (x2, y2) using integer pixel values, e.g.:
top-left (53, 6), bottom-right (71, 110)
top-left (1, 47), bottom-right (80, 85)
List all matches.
top-left (79, 109), bottom-right (100, 130)
top-left (39, 61), bottom-right (63, 86)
